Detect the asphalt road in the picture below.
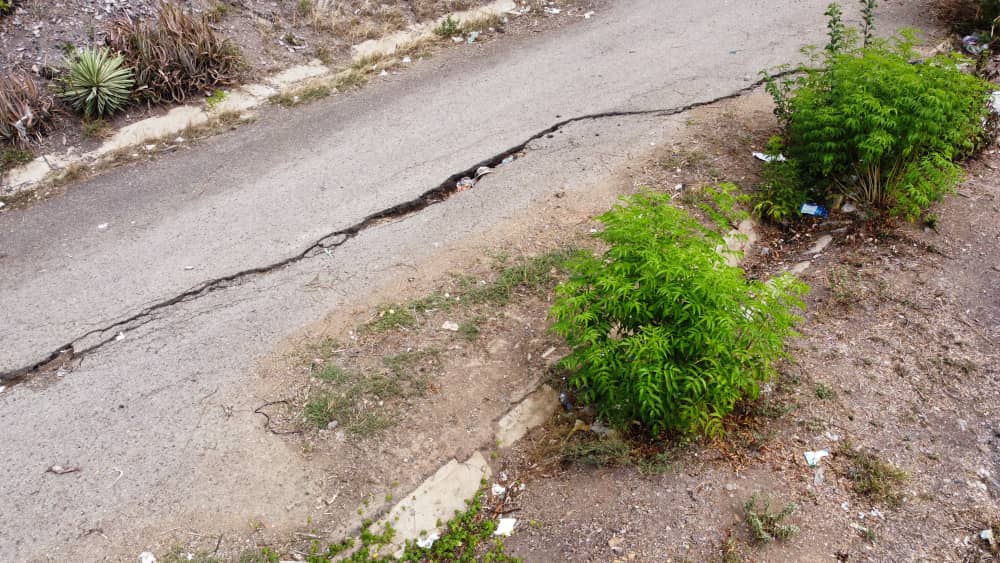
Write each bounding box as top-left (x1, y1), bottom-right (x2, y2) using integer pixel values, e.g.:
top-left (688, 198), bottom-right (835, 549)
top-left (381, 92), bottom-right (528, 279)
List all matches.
top-left (0, 0), bottom-right (930, 559)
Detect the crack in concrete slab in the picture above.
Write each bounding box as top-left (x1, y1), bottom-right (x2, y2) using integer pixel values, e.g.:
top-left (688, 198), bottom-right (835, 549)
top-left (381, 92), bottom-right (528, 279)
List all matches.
top-left (1, 75), bottom-right (787, 386)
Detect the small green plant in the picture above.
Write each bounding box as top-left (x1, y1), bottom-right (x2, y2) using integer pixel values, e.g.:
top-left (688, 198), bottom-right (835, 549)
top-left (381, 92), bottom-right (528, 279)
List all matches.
top-left (460, 248), bottom-right (584, 306)
top-left (814, 383), bottom-right (836, 400)
top-left (81, 118), bottom-right (109, 139)
top-left (1, 148), bottom-right (32, 173)
top-left (270, 83), bottom-right (331, 107)
top-left (763, 2), bottom-right (992, 222)
top-left (751, 136), bottom-right (805, 222)
top-left (315, 363), bottom-right (347, 382)
top-left (841, 445), bottom-right (908, 507)
top-left (550, 188), bottom-right (808, 437)
top-left (205, 89), bottom-right (226, 108)
top-left (434, 15), bottom-right (461, 37)
top-left (59, 47), bottom-right (135, 118)
top-left (367, 304), bottom-right (417, 332)
top-left (744, 493), bottom-right (799, 544)
top-left (0, 0), bottom-right (16, 15)
top-left (458, 318), bottom-right (481, 341)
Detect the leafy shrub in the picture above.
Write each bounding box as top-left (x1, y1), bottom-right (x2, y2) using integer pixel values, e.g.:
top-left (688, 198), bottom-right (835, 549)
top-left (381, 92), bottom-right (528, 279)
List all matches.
top-left (59, 48), bottom-right (134, 118)
top-left (0, 72), bottom-right (56, 147)
top-left (762, 3), bottom-right (992, 222)
top-left (0, 0), bottom-right (16, 16)
top-left (751, 137), bottom-right (807, 222)
top-left (106, 3), bottom-right (244, 105)
top-left (434, 15), bottom-right (460, 37)
top-left (549, 188), bottom-right (808, 437)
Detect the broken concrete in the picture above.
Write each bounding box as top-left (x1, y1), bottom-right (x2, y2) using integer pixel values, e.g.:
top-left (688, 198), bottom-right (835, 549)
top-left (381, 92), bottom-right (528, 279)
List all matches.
top-left (95, 106), bottom-right (209, 157)
top-left (378, 452), bottom-right (491, 551)
top-left (495, 385), bottom-right (559, 446)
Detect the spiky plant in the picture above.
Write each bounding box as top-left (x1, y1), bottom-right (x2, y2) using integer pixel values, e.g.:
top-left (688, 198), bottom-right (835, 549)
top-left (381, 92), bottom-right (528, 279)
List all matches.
top-left (59, 47), bottom-right (135, 118)
top-left (0, 72), bottom-right (56, 147)
top-left (106, 3), bottom-right (244, 105)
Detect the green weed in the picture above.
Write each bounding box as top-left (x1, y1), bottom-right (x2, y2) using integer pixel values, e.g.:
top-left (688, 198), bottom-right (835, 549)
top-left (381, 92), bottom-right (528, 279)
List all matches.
top-left (841, 444), bottom-right (908, 507)
top-left (743, 493), bottom-right (798, 544)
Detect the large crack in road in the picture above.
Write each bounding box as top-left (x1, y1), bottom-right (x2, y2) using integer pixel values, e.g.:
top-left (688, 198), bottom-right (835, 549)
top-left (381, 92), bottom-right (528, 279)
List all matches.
top-left (1, 75), bottom-right (787, 387)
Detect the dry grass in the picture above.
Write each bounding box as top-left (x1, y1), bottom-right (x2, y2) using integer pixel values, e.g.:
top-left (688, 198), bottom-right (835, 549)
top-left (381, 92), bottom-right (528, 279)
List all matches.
top-left (0, 72), bottom-right (56, 148)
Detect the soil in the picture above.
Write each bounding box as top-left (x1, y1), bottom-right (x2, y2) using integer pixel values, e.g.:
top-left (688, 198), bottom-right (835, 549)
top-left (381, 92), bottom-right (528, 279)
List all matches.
top-left (0, 0), bottom-right (597, 163)
top-left (219, 90), bottom-right (1000, 562)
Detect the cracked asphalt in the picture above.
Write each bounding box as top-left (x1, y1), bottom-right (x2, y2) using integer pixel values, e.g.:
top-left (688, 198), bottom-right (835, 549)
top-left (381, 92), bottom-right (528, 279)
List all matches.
top-left (0, 0), bottom-right (930, 559)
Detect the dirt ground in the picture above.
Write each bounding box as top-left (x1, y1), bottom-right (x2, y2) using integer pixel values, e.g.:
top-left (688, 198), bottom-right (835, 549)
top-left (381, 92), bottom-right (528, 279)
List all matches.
top-left (0, 0), bottom-right (598, 160)
top-left (174, 88), bottom-right (999, 562)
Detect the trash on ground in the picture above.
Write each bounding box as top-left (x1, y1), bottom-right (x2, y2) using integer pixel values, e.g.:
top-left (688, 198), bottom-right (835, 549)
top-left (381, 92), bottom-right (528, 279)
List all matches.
top-left (0, 201), bottom-right (6, 209)
top-left (804, 449), bottom-right (830, 467)
top-left (501, 155), bottom-right (515, 165)
top-left (752, 151), bottom-right (787, 162)
top-left (583, 11), bottom-right (595, 19)
top-left (402, 56), bottom-right (412, 64)
top-left (451, 36), bottom-right (464, 43)
top-left (184, 266), bottom-right (194, 271)
top-left (543, 7), bottom-right (561, 14)
top-left (981, 528), bottom-right (997, 550)
top-left (441, 321), bottom-right (460, 332)
top-left (0, 386), bottom-right (6, 394)
top-left (115, 332), bottom-right (126, 341)
top-left (456, 177), bottom-right (475, 192)
top-left (139, 552), bottom-right (157, 563)
top-left (467, 31), bottom-right (480, 44)
top-left (47, 465), bottom-right (81, 475)
top-left (963, 34), bottom-right (989, 55)
top-left (416, 532), bottom-right (439, 549)
top-left (492, 483), bottom-right (507, 498)
top-left (590, 420), bottom-right (618, 438)
top-left (991, 91), bottom-right (1000, 115)
top-left (379, 69), bottom-right (388, 77)
top-left (813, 466), bottom-right (825, 485)
top-left (559, 391), bottom-right (573, 411)
top-left (493, 518), bottom-right (516, 536)
top-left (540, 346), bottom-right (556, 359)
top-left (475, 166), bottom-right (492, 179)
top-left (800, 203), bottom-right (829, 218)
top-left (97, 223), bottom-right (109, 230)
top-left (841, 202), bottom-right (857, 214)
top-left (841, 501), bottom-right (850, 512)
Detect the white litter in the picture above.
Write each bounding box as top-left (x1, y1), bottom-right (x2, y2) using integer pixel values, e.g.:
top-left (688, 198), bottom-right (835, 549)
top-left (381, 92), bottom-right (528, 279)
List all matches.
top-left (139, 552), bottom-right (157, 563)
top-left (583, 11), bottom-right (595, 18)
top-left (97, 223), bottom-right (109, 230)
top-left (543, 7), bottom-right (561, 14)
top-left (115, 332), bottom-right (126, 341)
top-left (991, 91), bottom-right (1000, 115)
top-left (0, 386), bottom-right (6, 394)
top-left (416, 532), bottom-right (440, 548)
top-left (402, 56), bottom-right (412, 64)
top-left (441, 321), bottom-right (460, 332)
top-left (804, 449), bottom-right (830, 467)
top-left (752, 151), bottom-right (787, 163)
top-left (379, 70), bottom-right (388, 77)
top-left (493, 518), bottom-right (516, 537)
top-left (492, 483), bottom-right (507, 497)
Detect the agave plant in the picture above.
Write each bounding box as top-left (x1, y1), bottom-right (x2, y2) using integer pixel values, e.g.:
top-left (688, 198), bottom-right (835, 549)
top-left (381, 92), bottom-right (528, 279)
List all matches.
top-left (59, 47), bottom-right (135, 118)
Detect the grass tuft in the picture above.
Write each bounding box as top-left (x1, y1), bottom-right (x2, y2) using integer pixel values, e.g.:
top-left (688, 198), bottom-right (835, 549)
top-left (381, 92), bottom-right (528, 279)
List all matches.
top-left (743, 493), bottom-right (798, 544)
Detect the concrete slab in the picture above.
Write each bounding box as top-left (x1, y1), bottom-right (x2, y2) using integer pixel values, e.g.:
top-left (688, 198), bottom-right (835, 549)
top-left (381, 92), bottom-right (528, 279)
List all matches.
top-left (495, 384), bottom-right (559, 446)
top-left (379, 452), bottom-right (491, 550)
top-left (96, 106), bottom-right (209, 156)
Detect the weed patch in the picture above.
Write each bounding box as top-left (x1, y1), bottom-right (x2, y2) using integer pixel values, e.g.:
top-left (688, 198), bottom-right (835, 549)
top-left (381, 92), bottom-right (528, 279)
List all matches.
top-left (841, 444), bottom-right (908, 507)
top-left (271, 83), bottom-right (332, 107)
top-left (743, 493), bottom-right (798, 544)
top-left (0, 147), bottom-right (32, 173)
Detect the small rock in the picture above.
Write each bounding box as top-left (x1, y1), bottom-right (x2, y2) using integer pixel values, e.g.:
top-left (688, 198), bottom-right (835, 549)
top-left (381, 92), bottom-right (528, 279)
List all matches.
top-left (139, 553), bottom-right (157, 563)
top-left (842, 202), bottom-right (858, 213)
top-left (402, 56), bottom-right (411, 63)
top-left (326, 420), bottom-right (339, 430)
top-left (97, 223), bottom-right (109, 230)
top-left (441, 321), bottom-right (460, 332)
top-left (608, 536), bottom-right (624, 554)
top-left (724, 483), bottom-right (737, 492)
top-left (808, 234), bottom-right (833, 254)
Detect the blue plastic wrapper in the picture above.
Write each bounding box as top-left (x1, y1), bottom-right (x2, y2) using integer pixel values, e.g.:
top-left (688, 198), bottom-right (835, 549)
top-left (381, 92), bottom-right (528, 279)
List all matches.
top-left (800, 203), bottom-right (829, 218)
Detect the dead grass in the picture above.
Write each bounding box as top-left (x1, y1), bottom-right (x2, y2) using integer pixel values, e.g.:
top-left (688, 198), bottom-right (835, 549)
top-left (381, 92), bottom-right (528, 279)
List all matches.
top-left (840, 443), bottom-right (908, 508)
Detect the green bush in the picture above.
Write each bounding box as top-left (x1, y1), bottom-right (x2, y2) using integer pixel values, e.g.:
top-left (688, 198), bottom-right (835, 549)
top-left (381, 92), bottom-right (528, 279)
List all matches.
top-left (761, 2), bottom-right (992, 222)
top-left (549, 188), bottom-right (808, 437)
top-left (59, 47), bottom-right (135, 118)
